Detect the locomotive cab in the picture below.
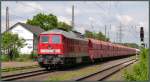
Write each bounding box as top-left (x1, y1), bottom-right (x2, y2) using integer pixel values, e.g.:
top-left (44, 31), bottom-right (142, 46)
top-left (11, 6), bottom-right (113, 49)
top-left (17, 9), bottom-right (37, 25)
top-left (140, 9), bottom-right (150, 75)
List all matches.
top-left (38, 34), bottom-right (63, 55)
top-left (37, 34), bottom-right (64, 68)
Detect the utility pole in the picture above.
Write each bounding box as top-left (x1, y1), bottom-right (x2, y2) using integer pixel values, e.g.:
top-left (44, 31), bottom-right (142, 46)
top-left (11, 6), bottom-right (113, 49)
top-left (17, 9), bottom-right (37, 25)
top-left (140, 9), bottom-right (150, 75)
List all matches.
top-left (6, 6), bottom-right (9, 30)
top-left (116, 31), bottom-right (118, 43)
top-left (108, 24), bottom-right (111, 40)
top-left (72, 5), bottom-right (74, 28)
top-left (90, 22), bottom-right (95, 39)
top-left (105, 25), bottom-right (107, 38)
top-left (119, 23), bottom-right (122, 43)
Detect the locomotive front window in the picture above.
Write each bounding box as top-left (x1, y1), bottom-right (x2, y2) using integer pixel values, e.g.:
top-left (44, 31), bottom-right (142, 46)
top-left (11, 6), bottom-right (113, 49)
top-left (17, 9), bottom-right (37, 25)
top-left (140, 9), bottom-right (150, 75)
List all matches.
top-left (52, 35), bottom-right (61, 43)
top-left (41, 36), bottom-right (49, 43)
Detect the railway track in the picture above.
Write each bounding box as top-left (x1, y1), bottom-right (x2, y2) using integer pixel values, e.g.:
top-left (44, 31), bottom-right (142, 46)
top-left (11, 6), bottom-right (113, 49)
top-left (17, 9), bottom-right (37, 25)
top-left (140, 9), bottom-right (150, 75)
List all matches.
top-left (1, 69), bottom-right (53, 81)
top-left (1, 57), bottom-right (136, 81)
top-left (75, 59), bottom-right (137, 81)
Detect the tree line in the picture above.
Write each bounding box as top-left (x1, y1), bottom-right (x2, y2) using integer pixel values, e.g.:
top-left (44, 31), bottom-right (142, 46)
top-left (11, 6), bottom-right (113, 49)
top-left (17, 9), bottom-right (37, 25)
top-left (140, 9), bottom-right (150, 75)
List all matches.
top-left (26, 13), bottom-right (73, 31)
top-left (2, 12), bottom-right (125, 61)
top-left (26, 13), bottom-right (109, 41)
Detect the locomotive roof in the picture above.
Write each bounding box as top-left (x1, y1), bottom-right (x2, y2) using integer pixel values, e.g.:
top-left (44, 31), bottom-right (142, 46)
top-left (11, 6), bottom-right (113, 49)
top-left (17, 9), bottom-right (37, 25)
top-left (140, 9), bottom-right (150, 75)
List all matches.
top-left (88, 38), bottom-right (136, 49)
top-left (41, 29), bottom-right (88, 41)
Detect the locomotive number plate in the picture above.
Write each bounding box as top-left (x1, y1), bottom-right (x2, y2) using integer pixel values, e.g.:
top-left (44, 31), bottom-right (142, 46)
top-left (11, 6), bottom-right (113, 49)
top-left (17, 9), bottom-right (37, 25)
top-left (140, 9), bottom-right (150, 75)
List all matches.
top-left (41, 49), bottom-right (54, 53)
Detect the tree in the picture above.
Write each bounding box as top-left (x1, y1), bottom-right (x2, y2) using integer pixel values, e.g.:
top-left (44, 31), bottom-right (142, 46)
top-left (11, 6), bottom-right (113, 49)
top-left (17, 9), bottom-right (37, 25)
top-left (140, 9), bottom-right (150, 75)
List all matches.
top-left (26, 13), bottom-right (73, 31)
top-left (116, 43), bottom-right (139, 49)
top-left (1, 32), bottom-right (25, 60)
top-left (122, 43), bottom-right (139, 48)
top-left (95, 32), bottom-right (103, 40)
top-left (58, 22), bottom-right (72, 31)
top-left (84, 30), bottom-right (94, 38)
top-left (84, 30), bottom-right (109, 41)
top-left (26, 13), bottom-right (58, 31)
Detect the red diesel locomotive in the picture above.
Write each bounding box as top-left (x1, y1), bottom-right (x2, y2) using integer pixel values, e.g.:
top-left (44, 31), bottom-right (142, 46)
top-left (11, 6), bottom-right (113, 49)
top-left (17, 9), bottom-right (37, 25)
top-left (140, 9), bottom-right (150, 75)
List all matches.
top-left (37, 29), bottom-right (137, 69)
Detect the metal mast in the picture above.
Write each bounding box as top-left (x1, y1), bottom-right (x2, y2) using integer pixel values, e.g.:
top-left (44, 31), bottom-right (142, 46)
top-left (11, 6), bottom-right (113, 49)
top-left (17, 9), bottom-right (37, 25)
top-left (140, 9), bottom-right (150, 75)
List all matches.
top-left (6, 6), bottom-right (9, 30)
top-left (72, 5), bottom-right (74, 28)
top-left (119, 23), bottom-right (122, 43)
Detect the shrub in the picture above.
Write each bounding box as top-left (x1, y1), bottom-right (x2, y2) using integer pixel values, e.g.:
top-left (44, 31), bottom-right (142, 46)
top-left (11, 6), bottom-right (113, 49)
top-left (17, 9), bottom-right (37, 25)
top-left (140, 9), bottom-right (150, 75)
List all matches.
top-left (124, 48), bottom-right (149, 80)
top-left (12, 48), bottom-right (20, 59)
top-left (1, 55), bottom-right (9, 61)
top-left (15, 54), bottom-right (31, 62)
top-left (30, 51), bottom-right (38, 61)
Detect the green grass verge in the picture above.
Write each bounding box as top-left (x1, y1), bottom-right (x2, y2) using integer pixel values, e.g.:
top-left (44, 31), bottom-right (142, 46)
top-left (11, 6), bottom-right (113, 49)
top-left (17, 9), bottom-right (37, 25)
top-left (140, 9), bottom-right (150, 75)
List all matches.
top-left (2, 65), bottom-right (39, 72)
top-left (123, 48), bottom-right (149, 81)
top-left (47, 64), bottom-right (101, 81)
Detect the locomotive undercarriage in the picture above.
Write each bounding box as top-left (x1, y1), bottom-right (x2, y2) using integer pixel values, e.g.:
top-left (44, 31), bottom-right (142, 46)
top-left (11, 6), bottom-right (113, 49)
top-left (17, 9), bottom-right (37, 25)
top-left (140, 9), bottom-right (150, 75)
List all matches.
top-left (37, 55), bottom-right (91, 70)
top-left (37, 55), bottom-right (64, 69)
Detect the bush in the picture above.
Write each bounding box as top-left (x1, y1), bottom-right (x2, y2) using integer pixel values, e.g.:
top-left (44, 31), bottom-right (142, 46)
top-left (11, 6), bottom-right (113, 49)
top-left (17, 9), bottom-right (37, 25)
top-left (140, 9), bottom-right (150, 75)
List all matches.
top-left (30, 51), bottom-right (38, 61)
top-left (15, 54), bottom-right (31, 62)
top-left (13, 48), bottom-right (20, 58)
top-left (1, 55), bottom-right (9, 61)
top-left (124, 48), bottom-right (149, 80)
top-left (3, 48), bottom-right (20, 61)
top-left (1, 50), bottom-right (37, 62)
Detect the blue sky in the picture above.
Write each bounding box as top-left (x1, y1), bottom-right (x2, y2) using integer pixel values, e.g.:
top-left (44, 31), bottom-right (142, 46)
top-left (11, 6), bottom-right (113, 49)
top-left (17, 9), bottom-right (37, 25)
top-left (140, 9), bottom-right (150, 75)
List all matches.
top-left (1, 1), bottom-right (149, 46)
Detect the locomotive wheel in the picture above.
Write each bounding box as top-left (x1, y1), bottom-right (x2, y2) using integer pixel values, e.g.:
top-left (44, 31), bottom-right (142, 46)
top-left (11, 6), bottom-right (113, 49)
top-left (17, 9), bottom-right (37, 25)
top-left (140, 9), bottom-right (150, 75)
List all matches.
top-left (38, 62), bottom-right (45, 68)
top-left (45, 66), bottom-right (51, 71)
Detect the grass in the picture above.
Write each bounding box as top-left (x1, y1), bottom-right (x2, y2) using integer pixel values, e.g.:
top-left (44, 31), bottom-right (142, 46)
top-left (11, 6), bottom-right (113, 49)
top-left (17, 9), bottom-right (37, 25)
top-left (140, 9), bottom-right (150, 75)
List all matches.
top-left (48, 64), bottom-right (101, 81)
top-left (123, 48), bottom-right (149, 81)
top-left (1, 53), bottom-right (37, 62)
top-left (105, 61), bottom-right (138, 81)
top-left (15, 55), bottom-right (32, 62)
top-left (1, 54), bottom-right (38, 72)
top-left (1, 55), bottom-right (10, 62)
top-left (47, 55), bottom-right (138, 81)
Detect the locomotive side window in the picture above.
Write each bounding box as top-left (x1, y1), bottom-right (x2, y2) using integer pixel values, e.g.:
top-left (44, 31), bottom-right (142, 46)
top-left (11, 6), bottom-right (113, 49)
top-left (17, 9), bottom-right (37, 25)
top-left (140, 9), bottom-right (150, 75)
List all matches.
top-left (52, 35), bottom-right (61, 44)
top-left (41, 36), bottom-right (49, 43)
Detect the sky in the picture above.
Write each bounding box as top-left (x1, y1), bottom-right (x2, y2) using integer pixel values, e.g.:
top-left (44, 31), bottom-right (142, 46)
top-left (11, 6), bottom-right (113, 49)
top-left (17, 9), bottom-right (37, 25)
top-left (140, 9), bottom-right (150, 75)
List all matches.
top-left (1, 1), bottom-right (149, 46)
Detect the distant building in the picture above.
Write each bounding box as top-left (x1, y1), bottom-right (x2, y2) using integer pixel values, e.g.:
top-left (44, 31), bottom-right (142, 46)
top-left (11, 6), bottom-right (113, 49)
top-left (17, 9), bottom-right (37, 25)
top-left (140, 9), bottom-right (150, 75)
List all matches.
top-left (5, 22), bottom-right (45, 54)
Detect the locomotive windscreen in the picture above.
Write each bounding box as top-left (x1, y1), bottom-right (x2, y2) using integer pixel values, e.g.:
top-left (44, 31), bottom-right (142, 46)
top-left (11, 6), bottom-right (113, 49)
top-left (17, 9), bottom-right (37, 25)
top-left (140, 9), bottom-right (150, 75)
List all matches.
top-left (52, 35), bottom-right (61, 44)
top-left (41, 36), bottom-right (49, 43)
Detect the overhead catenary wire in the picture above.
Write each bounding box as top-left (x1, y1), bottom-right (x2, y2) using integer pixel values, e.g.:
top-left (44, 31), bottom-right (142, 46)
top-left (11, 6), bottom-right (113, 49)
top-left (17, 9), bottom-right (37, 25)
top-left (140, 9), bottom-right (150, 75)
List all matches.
top-left (3, 2), bottom-right (140, 45)
top-left (126, 25), bottom-right (139, 43)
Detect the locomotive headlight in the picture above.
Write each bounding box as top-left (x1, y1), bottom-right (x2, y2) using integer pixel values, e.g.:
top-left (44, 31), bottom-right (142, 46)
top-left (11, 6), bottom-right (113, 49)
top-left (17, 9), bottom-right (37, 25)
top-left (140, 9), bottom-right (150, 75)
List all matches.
top-left (55, 49), bottom-right (60, 53)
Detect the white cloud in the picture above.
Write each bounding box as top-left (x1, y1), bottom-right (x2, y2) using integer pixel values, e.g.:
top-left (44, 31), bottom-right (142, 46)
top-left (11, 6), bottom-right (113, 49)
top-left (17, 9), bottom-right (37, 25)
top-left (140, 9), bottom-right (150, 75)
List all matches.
top-left (3, 2), bottom-right (43, 16)
top-left (139, 22), bottom-right (144, 26)
top-left (1, 18), bottom-right (27, 33)
top-left (11, 4), bottom-right (34, 15)
top-left (1, 1), bottom-right (148, 44)
top-left (74, 26), bottom-right (85, 34)
top-left (88, 17), bottom-right (95, 22)
top-left (25, 2), bottom-right (43, 10)
top-left (65, 7), bottom-right (80, 15)
top-left (116, 14), bottom-right (133, 25)
top-left (1, 8), bottom-right (6, 17)
top-left (57, 16), bottom-right (71, 25)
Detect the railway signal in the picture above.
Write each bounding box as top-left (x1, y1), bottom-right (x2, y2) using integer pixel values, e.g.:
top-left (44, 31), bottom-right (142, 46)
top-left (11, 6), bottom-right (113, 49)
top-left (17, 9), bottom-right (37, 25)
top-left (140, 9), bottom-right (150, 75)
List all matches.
top-left (140, 27), bottom-right (145, 47)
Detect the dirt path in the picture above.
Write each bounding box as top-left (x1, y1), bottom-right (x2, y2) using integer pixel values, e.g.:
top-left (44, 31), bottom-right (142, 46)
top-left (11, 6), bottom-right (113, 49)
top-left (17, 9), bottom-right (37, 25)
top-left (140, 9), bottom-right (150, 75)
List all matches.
top-left (2, 61), bottom-right (38, 69)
